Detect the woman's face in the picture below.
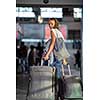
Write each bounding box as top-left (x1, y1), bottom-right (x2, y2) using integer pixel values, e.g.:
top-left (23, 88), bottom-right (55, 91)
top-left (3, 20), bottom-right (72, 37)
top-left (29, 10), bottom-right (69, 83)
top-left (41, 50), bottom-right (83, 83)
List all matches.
top-left (48, 20), bottom-right (55, 29)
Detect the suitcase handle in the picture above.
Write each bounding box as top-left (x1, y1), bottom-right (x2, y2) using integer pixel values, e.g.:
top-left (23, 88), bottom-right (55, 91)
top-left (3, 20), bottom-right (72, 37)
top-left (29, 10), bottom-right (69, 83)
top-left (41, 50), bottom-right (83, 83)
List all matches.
top-left (41, 59), bottom-right (51, 66)
top-left (67, 63), bottom-right (72, 76)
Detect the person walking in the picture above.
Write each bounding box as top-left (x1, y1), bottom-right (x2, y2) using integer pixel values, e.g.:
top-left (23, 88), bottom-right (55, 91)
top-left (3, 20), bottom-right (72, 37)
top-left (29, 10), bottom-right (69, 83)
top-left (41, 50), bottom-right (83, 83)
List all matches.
top-left (43, 18), bottom-right (67, 100)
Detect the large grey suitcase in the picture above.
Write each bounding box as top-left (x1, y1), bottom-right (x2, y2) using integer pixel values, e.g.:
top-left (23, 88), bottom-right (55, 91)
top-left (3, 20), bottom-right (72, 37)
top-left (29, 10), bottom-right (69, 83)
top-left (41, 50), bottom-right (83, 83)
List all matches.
top-left (29, 66), bottom-right (55, 100)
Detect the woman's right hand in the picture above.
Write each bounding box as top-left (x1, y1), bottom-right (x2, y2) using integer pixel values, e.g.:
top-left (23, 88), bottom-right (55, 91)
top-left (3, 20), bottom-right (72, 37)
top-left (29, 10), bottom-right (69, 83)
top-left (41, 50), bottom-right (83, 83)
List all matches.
top-left (43, 54), bottom-right (49, 61)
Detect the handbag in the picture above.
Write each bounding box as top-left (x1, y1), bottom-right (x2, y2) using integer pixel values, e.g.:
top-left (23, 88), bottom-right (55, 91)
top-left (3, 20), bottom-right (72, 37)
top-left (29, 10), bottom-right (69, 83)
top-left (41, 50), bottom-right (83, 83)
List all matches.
top-left (54, 30), bottom-right (70, 61)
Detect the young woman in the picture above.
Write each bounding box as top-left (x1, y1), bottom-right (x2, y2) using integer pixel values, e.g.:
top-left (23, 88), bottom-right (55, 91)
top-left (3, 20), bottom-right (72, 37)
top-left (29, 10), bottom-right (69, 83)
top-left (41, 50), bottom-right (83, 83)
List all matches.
top-left (43, 18), bottom-right (66, 100)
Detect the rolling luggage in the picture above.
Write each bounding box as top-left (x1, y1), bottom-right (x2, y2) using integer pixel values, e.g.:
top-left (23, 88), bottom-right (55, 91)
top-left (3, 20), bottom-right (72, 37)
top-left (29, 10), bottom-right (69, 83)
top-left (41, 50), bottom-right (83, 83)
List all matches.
top-left (63, 76), bottom-right (83, 100)
top-left (63, 64), bottom-right (83, 100)
top-left (28, 66), bottom-right (55, 100)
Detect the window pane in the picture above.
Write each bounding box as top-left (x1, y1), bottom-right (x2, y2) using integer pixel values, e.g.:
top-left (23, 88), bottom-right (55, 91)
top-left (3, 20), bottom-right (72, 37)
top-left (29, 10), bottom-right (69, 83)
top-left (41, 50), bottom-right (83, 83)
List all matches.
top-left (40, 8), bottom-right (63, 18)
top-left (73, 8), bottom-right (82, 18)
top-left (16, 7), bottom-right (35, 18)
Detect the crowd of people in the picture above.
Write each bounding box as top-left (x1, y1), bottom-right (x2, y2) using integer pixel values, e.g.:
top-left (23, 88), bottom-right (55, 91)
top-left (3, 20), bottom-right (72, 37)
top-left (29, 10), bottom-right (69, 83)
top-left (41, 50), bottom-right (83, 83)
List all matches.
top-left (16, 40), bottom-right (44, 73)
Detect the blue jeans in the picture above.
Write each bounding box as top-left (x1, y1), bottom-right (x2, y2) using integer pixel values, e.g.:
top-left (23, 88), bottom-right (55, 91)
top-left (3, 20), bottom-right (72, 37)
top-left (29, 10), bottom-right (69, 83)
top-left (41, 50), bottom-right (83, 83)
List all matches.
top-left (51, 56), bottom-right (65, 99)
top-left (51, 56), bottom-right (63, 79)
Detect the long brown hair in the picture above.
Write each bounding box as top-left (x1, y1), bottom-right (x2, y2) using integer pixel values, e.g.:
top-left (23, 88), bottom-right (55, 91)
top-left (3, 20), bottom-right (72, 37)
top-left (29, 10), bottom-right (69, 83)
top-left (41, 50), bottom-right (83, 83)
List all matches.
top-left (49, 18), bottom-right (60, 29)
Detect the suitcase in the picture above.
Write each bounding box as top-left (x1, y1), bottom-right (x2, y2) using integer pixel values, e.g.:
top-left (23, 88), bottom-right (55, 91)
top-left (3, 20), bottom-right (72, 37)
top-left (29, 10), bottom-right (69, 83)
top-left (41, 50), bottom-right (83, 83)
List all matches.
top-left (28, 66), bottom-right (55, 100)
top-left (63, 64), bottom-right (83, 100)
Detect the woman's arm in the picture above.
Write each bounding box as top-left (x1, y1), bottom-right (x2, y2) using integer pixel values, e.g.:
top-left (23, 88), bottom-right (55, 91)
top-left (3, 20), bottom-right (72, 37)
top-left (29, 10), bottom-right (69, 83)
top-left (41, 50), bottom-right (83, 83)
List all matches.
top-left (43, 30), bottom-right (56, 60)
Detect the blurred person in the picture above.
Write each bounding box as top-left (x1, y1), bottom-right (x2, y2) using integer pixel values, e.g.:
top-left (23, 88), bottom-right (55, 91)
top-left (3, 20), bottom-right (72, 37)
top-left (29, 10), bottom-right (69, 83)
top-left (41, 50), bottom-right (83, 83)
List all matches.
top-left (16, 22), bottom-right (23, 40)
top-left (36, 42), bottom-right (44, 66)
top-left (19, 42), bottom-right (28, 73)
top-left (28, 45), bottom-right (34, 72)
top-left (74, 49), bottom-right (81, 69)
top-left (16, 39), bottom-right (21, 73)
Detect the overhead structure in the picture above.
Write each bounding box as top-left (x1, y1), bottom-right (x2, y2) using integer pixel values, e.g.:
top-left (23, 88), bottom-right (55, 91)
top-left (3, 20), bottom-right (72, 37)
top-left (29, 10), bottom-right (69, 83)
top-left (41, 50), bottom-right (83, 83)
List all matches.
top-left (16, 0), bottom-right (82, 7)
